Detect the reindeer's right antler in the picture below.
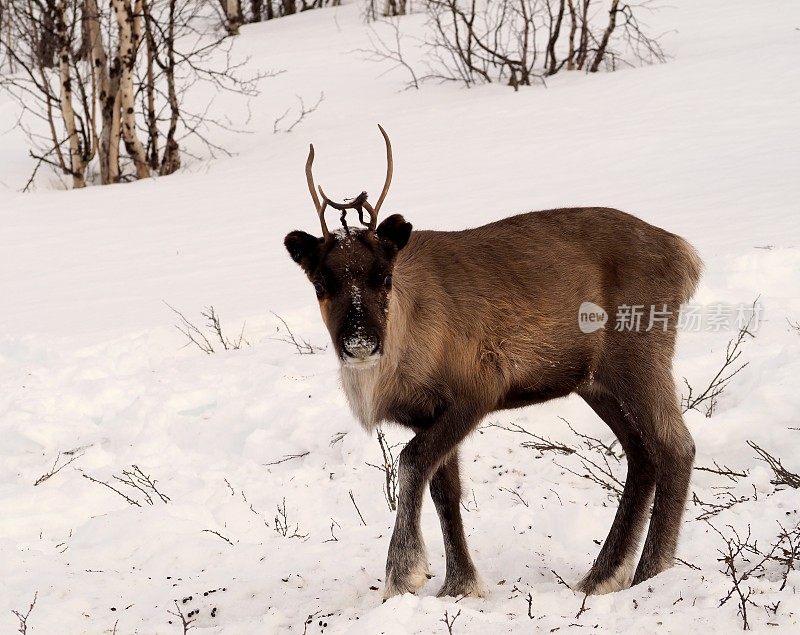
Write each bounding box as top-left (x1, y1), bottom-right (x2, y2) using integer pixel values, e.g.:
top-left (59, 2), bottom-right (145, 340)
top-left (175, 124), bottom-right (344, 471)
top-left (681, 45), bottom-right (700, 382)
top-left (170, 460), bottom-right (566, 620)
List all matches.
top-left (305, 125), bottom-right (394, 237)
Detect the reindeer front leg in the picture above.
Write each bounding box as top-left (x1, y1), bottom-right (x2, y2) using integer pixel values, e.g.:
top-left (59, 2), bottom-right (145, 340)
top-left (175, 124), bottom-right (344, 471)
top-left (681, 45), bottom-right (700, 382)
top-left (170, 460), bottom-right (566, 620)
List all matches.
top-left (430, 450), bottom-right (485, 598)
top-left (383, 404), bottom-right (481, 600)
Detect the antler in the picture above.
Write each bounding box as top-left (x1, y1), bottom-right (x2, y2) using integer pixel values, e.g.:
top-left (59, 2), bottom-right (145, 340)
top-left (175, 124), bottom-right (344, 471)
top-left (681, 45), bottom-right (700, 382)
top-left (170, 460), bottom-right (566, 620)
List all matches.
top-left (304, 125), bottom-right (394, 236)
top-left (371, 124), bottom-right (393, 224)
top-left (305, 144), bottom-right (329, 239)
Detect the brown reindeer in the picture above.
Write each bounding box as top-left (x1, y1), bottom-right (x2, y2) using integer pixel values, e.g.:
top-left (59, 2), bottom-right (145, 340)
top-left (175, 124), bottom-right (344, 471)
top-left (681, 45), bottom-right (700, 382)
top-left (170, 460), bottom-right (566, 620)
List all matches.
top-left (284, 126), bottom-right (702, 600)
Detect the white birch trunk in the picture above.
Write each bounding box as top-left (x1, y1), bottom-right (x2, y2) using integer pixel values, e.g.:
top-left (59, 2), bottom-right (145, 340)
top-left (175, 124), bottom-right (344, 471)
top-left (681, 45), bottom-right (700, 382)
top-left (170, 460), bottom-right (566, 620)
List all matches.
top-left (85, 0), bottom-right (120, 184)
top-left (56, 0), bottom-right (86, 187)
top-left (112, 0), bottom-right (149, 179)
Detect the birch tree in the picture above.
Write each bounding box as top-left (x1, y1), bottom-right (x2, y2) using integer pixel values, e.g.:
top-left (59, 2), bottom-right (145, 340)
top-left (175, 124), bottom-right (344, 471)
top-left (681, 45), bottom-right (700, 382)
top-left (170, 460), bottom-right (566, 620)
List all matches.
top-left (112, 0), bottom-right (149, 179)
top-left (0, 0), bottom-right (271, 189)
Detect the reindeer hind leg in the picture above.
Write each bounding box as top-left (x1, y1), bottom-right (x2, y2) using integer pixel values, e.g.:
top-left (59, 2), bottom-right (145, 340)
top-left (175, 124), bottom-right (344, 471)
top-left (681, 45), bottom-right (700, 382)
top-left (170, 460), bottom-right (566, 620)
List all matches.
top-left (576, 387), bottom-right (656, 595)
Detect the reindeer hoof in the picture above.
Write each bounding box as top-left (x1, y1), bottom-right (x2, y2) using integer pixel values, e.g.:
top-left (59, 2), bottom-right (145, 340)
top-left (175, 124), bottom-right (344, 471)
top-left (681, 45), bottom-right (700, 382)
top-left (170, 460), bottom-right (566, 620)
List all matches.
top-left (383, 562), bottom-right (430, 600)
top-left (575, 557), bottom-right (636, 595)
top-left (383, 553), bottom-right (430, 600)
top-left (437, 572), bottom-right (487, 599)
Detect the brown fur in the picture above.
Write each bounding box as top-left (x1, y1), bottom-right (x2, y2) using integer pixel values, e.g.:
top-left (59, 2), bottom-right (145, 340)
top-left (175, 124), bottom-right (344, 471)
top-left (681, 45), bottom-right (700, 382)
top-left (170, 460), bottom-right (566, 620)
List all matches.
top-left (285, 205), bottom-right (702, 599)
top-left (345, 208), bottom-right (700, 429)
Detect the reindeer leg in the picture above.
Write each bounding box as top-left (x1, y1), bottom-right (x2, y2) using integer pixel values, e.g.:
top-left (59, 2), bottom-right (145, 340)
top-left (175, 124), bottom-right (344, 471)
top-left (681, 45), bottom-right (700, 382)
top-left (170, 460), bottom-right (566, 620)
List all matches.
top-left (576, 389), bottom-right (655, 594)
top-left (383, 404), bottom-right (480, 600)
top-left (430, 448), bottom-right (484, 598)
top-left (631, 377), bottom-right (695, 585)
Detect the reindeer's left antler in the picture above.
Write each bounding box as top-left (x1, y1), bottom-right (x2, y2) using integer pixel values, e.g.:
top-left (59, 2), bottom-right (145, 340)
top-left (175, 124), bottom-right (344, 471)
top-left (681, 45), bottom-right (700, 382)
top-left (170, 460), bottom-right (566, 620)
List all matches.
top-left (305, 144), bottom-right (330, 240)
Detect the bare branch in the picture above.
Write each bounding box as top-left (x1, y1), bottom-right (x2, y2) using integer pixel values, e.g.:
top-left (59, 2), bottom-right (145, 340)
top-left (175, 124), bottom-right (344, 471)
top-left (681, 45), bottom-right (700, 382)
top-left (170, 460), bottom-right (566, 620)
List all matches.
top-left (273, 92), bottom-right (324, 133)
top-left (682, 298), bottom-right (758, 416)
top-left (34, 450), bottom-right (85, 486)
top-left (11, 592), bottom-right (37, 635)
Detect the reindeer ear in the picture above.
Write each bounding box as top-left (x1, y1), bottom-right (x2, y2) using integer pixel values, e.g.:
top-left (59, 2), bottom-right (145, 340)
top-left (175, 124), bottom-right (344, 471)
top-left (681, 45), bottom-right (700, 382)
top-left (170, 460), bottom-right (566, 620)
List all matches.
top-left (377, 214), bottom-right (412, 251)
top-left (284, 231), bottom-right (322, 271)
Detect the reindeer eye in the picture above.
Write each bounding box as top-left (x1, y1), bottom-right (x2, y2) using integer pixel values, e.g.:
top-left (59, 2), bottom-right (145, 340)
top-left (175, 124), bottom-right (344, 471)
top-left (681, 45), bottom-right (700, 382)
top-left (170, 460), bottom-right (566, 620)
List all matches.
top-left (384, 275), bottom-right (393, 289)
top-left (313, 281), bottom-right (326, 298)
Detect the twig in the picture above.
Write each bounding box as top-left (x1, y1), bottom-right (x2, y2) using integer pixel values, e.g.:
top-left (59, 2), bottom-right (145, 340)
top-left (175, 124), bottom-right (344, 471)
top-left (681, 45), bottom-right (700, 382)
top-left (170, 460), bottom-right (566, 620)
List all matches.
top-left (273, 92), bottom-right (324, 133)
top-left (682, 299), bottom-right (758, 416)
top-left (329, 431), bottom-right (348, 446)
top-left (575, 593), bottom-right (590, 619)
top-left (274, 497), bottom-right (308, 539)
top-left (82, 465), bottom-right (169, 506)
top-left (674, 556), bottom-right (701, 571)
top-left (710, 521), bottom-right (800, 630)
top-left (499, 486), bottom-right (529, 507)
top-left (323, 519), bottom-right (341, 543)
top-left (551, 569), bottom-right (572, 589)
top-left (34, 450), bottom-right (85, 486)
top-left (165, 302), bottom-right (248, 354)
top-left (264, 452), bottom-right (309, 467)
top-left (748, 441), bottom-right (800, 490)
top-left (349, 490), bottom-right (367, 526)
top-left (485, 421), bottom-right (575, 456)
top-left (11, 591), bottom-right (37, 635)
top-left (270, 312), bottom-right (325, 354)
top-left (202, 529), bottom-right (234, 545)
top-left (168, 600), bottom-right (196, 633)
top-left (354, 19), bottom-right (420, 90)
top-left (694, 461), bottom-right (749, 482)
top-left (440, 608), bottom-right (461, 634)
top-left (365, 428), bottom-right (403, 511)
top-left (692, 489), bottom-right (751, 522)
top-left (82, 473), bottom-right (142, 507)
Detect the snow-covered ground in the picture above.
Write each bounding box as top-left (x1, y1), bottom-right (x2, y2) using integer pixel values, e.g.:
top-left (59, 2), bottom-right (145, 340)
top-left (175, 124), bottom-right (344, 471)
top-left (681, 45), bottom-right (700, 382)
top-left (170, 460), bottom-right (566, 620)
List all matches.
top-left (2, 1), bottom-right (800, 632)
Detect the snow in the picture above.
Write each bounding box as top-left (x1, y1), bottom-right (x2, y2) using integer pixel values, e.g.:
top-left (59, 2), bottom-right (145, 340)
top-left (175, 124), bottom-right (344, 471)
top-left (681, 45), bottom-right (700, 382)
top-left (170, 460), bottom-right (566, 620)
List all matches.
top-left (2, 0), bottom-right (800, 632)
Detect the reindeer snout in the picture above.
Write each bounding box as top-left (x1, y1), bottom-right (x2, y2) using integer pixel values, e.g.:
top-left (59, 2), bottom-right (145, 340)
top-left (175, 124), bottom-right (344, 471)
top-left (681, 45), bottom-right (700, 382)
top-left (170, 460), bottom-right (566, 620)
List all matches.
top-left (342, 335), bottom-right (380, 361)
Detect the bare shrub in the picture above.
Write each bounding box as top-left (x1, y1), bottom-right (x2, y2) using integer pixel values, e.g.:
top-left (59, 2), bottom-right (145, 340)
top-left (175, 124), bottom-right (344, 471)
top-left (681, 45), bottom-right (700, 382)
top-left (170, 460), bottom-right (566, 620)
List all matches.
top-left (421, 0), bottom-right (667, 90)
top-left (274, 497), bottom-right (309, 539)
top-left (691, 489), bottom-right (754, 522)
top-left (366, 427), bottom-right (403, 511)
top-left (690, 459), bottom-right (754, 521)
top-left (166, 302), bottom-right (250, 354)
top-left (488, 417), bottom-right (624, 499)
top-left (682, 302), bottom-right (757, 417)
top-left (748, 441), bottom-right (800, 490)
top-left (711, 521), bottom-right (800, 630)
top-left (424, 0), bottom-right (547, 89)
top-left (354, 18), bottom-right (420, 89)
top-left (82, 465), bottom-right (170, 506)
top-left (691, 442), bottom-right (800, 522)
top-left (486, 421), bottom-right (574, 455)
top-left (270, 312), bottom-right (325, 354)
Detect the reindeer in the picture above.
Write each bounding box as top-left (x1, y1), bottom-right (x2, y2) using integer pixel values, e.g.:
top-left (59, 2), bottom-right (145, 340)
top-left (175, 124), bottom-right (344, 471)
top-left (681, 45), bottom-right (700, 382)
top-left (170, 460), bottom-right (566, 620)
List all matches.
top-left (284, 126), bottom-right (702, 600)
